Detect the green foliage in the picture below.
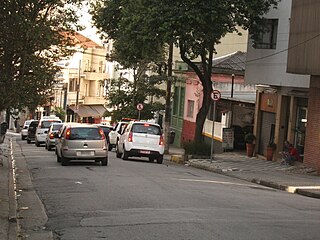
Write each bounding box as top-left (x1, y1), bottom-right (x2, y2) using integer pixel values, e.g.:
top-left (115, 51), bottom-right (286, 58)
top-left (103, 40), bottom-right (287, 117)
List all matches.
top-left (183, 141), bottom-right (211, 156)
top-left (51, 107), bottom-right (66, 122)
top-left (105, 75), bottom-right (166, 122)
top-left (0, 0), bottom-right (84, 112)
top-left (244, 133), bottom-right (256, 144)
top-left (91, 0), bottom-right (280, 143)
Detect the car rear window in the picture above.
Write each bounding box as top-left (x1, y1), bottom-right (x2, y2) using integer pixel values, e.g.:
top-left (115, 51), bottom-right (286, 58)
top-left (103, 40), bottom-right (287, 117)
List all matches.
top-left (40, 120), bottom-right (61, 128)
top-left (52, 124), bottom-right (63, 131)
top-left (69, 127), bottom-right (102, 140)
top-left (132, 124), bottom-right (161, 135)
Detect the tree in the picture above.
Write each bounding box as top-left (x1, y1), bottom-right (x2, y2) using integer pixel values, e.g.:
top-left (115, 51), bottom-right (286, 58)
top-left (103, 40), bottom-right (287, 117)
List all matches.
top-left (91, 0), bottom-right (280, 143)
top-left (104, 74), bottom-right (166, 123)
top-left (0, 0), bottom-right (84, 114)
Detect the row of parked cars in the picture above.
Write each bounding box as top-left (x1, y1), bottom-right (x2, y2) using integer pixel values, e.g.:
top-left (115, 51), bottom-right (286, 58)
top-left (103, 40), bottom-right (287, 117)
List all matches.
top-left (21, 117), bottom-right (165, 166)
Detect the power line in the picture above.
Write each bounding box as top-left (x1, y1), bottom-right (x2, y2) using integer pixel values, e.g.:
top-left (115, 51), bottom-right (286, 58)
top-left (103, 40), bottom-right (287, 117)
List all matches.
top-left (72, 32), bottom-right (320, 65)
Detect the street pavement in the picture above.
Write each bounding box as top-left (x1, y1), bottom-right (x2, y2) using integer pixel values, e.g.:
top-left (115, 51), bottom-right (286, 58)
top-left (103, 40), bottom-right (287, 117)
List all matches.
top-left (0, 131), bottom-right (320, 239)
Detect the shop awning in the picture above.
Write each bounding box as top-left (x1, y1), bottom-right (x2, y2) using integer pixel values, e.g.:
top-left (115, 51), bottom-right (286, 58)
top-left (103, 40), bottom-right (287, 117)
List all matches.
top-left (69, 105), bottom-right (107, 118)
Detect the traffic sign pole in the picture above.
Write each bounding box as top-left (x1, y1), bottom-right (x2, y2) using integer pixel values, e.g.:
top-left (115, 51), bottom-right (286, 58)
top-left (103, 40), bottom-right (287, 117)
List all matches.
top-left (210, 90), bottom-right (221, 163)
top-left (211, 101), bottom-right (216, 163)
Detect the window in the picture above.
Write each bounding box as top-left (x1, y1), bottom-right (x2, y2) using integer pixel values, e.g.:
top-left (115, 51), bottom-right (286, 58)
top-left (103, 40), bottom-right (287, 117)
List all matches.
top-left (254, 19), bottom-right (278, 49)
top-left (187, 100), bottom-right (194, 118)
top-left (69, 78), bottom-right (76, 92)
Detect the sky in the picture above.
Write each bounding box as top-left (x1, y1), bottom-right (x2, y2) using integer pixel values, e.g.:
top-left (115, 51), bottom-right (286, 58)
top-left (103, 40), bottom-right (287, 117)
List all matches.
top-left (78, 3), bottom-right (102, 44)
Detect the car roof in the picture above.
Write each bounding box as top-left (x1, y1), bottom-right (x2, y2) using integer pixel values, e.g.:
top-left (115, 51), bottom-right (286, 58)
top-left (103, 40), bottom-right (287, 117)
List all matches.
top-left (130, 121), bottom-right (160, 126)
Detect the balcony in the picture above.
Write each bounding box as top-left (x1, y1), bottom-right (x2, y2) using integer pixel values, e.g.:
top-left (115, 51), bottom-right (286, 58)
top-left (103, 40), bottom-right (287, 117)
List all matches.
top-left (84, 71), bottom-right (109, 81)
top-left (83, 96), bottom-right (106, 105)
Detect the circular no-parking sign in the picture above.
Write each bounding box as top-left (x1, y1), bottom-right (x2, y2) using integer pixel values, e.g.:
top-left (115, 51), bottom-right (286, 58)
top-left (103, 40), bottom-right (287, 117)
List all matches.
top-left (137, 103), bottom-right (144, 111)
top-left (211, 90), bottom-right (221, 101)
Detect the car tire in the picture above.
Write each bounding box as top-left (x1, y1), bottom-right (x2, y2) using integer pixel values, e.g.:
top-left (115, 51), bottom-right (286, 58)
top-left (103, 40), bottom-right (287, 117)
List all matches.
top-left (101, 157), bottom-right (108, 166)
top-left (21, 136), bottom-right (26, 140)
top-left (35, 141), bottom-right (40, 147)
top-left (149, 157), bottom-right (155, 162)
top-left (116, 145), bottom-right (122, 158)
top-left (61, 155), bottom-right (69, 166)
top-left (108, 144), bottom-right (113, 151)
top-left (156, 156), bottom-right (163, 164)
top-left (27, 139), bottom-right (31, 144)
top-left (47, 145), bottom-right (52, 151)
top-left (56, 152), bottom-right (61, 163)
top-left (122, 145), bottom-right (129, 160)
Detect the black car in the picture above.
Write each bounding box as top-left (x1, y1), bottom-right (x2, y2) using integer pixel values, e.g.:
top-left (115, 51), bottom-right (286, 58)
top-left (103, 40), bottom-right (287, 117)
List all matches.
top-left (27, 120), bottom-right (39, 144)
top-left (94, 124), bottom-right (113, 149)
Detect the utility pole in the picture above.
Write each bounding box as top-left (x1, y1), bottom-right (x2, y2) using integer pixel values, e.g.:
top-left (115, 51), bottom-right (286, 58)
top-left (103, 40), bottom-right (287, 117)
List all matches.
top-left (75, 59), bottom-right (81, 122)
top-left (164, 43), bottom-right (173, 154)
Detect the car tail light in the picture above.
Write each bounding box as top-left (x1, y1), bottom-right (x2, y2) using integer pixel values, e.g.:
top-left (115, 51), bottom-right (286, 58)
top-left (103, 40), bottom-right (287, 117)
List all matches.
top-left (49, 133), bottom-right (55, 139)
top-left (99, 128), bottom-right (106, 140)
top-left (128, 131), bottom-right (133, 142)
top-left (65, 128), bottom-right (71, 139)
top-left (159, 135), bottom-right (164, 146)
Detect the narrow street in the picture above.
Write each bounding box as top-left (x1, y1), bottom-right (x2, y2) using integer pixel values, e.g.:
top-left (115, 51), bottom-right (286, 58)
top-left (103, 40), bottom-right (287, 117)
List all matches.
top-left (13, 137), bottom-right (320, 240)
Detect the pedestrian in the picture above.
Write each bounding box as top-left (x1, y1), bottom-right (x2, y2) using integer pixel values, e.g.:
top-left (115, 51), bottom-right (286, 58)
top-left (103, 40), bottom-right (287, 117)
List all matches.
top-left (281, 143), bottom-right (300, 166)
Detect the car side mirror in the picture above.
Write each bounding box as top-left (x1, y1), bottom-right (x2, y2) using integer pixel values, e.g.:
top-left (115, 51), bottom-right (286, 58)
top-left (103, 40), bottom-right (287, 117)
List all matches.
top-left (44, 130), bottom-right (48, 134)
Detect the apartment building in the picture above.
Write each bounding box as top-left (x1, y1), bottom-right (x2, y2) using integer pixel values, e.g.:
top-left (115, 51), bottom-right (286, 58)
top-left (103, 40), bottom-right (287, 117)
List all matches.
top-left (53, 33), bottom-right (108, 123)
top-left (287, 0), bottom-right (320, 172)
top-left (245, 0), bottom-right (310, 161)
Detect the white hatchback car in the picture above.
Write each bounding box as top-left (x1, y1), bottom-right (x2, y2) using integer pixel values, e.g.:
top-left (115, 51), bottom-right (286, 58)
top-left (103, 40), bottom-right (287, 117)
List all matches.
top-left (116, 121), bottom-right (164, 164)
top-left (21, 120), bottom-right (33, 140)
top-left (35, 116), bottom-right (62, 147)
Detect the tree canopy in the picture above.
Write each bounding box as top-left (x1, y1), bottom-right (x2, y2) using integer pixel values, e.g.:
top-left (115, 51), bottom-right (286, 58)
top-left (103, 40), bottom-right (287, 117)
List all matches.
top-left (91, 0), bottom-right (280, 143)
top-left (0, 0), bottom-right (84, 113)
top-left (104, 73), bottom-right (166, 122)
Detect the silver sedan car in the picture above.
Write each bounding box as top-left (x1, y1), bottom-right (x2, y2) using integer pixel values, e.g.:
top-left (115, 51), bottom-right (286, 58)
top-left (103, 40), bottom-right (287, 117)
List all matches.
top-left (55, 123), bottom-right (108, 166)
top-left (45, 122), bottom-right (63, 151)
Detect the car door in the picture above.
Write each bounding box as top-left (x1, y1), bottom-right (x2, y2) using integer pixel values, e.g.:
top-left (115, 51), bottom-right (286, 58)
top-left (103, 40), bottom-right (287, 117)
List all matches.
top-left (117, 124), bottom-right (130, 153)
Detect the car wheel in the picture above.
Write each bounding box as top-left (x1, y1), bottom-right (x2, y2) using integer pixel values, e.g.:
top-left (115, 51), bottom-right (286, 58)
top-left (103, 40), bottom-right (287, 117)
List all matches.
top-left (116, 144), bottom-right (122, 158)
top-left (149, 157), bottom-right (155, 162)
top-left (108, 144), bottom-right (113, 151)
top-left (156, 156), bottom-right (163, 164)
top-left (56, 152), bottom-right (61, 163)
top-left (21, 136), bottom-right (26, 140)
top-left (101, 157), bottom-right (108, 166)
top-left (122, 145), bottom-right (129, 160)
top-left (47, 145), bottom-right (52, 151)
top-left (61, 155), bottom-right (69, 166)
top-left (35, 141), bottom-right (40, 147)
top-left (27, 139), bottom-right (31, 144)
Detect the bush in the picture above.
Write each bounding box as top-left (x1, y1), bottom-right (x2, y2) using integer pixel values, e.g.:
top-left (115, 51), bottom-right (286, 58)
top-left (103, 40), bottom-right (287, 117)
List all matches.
top-left (183, 141), bottom-right (211, 156)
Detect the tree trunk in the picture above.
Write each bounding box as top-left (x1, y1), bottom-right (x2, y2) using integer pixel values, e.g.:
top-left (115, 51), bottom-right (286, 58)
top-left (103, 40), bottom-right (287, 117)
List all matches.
top-left (164, 43), bottom-right (173, 154)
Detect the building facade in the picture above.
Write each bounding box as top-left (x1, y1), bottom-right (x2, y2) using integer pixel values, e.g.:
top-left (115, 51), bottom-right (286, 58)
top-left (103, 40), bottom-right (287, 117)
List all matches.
top-left (245, 0), bottom-right (310, 161)
top-left (287, 0), bottom-right (320, 172)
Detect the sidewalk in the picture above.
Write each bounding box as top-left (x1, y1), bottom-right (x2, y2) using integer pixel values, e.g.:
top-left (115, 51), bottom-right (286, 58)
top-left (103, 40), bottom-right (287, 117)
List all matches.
top-left (165, 146), bottom-right (320, 199)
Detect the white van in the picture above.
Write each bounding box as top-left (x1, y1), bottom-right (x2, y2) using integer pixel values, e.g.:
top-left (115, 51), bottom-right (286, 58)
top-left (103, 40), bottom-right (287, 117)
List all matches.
top-left (35, 116), bottom-right (62, 147)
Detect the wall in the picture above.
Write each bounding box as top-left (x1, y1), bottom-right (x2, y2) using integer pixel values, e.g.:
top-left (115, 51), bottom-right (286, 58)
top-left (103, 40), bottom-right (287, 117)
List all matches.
top-left (303, 76), bottom-right (320, 172)
top-left (287, 0), bottom-right (320, 75)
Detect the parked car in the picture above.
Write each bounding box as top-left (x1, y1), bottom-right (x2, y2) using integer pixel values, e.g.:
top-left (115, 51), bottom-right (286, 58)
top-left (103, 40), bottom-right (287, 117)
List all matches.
top-left (45, 122), bottom-right (63, 151)
top-left (94, 124), bottom-right (113, 145)
top-left (27, 120), bottom-right (39, 144)
top-left (55, 123), bottom-right (108, 166)
top-left (21, 120), bottom-right (33, 140)
top-left (108, 118), bottom-right (134, 151)
top-left (35, 115), bottom-right (62, 147)
top-left (116, 121), bottom-right (164, 164)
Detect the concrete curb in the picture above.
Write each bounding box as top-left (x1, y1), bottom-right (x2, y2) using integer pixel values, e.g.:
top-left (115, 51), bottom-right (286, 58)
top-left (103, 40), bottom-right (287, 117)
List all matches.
top-left (9, 136), bottom-right (54, 240)
top-left (188, 160), bottom-right (320, 199)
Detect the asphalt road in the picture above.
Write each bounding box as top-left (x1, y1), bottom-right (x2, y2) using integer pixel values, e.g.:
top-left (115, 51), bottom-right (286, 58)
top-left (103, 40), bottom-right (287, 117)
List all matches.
top-left (13, 137), bottom-right (320, 240)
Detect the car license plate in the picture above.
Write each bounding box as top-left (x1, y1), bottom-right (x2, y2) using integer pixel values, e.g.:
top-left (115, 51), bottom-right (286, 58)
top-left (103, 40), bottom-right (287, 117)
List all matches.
top-left (140, 150), bottom-right (150, 154)
top-left (77, 151), bottom-right (94, 156)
